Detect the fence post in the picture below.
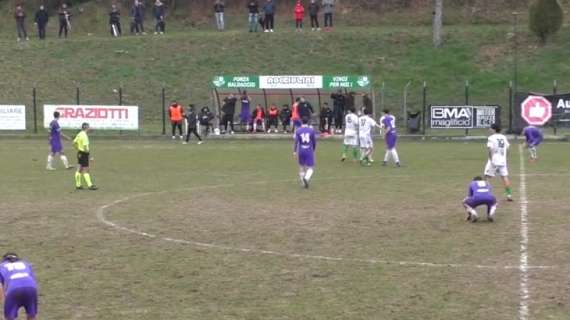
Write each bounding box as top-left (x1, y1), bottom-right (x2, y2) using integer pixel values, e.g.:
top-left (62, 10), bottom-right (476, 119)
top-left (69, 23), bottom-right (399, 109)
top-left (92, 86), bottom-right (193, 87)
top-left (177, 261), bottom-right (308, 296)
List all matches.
top-left (422, 81), bottom-right (427, 136)
top-left (508, 81), bottom-right (513, 133)
top-left (76, 86), bottom-right (80, 105)
top-left (380, 81), bottom-right (385, 112)
top-left (119, 87), bottom-right (123, 106)
top-left (161, 87), bottom-right (166, 135)
top-left (553, 80), bottom-right (558, 135)
top-left (403, 81), bottom-right (411, 130)
top-left (465, 80), bottom-right (470, 136)
top-left (32, 87), bottom-right (38, 134)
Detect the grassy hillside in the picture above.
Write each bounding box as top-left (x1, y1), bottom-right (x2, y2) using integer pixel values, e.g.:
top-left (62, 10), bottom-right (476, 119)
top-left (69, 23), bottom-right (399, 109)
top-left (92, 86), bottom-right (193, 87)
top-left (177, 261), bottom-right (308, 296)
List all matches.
top-left (1, 4), bottom-right (569, 133)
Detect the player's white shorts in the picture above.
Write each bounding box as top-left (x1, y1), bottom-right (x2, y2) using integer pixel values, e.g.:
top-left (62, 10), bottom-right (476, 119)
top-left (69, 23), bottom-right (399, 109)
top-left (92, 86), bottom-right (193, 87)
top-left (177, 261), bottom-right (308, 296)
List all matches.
top-left (484, 161), bottom-right (509, 177)
top-left (344, 134), bottom-right (358, 146)
top-left (359, 135), bottom-right (373, 149)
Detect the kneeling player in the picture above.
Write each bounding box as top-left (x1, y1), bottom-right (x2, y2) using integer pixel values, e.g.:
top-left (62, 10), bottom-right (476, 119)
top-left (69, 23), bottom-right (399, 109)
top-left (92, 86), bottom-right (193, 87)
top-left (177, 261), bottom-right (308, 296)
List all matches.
top-left (463, 176), bottom-right (497, 222)
top-left (522, 125), bottom-right (543, 161)
top-left (293, 117), bottom-right (317, 188)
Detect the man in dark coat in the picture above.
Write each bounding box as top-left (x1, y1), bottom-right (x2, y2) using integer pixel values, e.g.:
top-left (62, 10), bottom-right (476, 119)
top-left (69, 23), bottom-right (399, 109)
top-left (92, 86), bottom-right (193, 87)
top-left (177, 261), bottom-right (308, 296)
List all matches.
top-left (34, 5), bottom-right (49, 40)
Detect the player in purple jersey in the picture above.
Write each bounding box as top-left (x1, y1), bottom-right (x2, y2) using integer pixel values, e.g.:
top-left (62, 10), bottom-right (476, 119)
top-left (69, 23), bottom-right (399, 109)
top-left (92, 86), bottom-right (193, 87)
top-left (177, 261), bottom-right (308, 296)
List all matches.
top-left (46, 111), bottom-right (73, 170)
top-left (379, 109), bottom-right (400, 167)
top-left (463, 176), bottom-right (497, 223)
top-left (522, 125), bottom-right (543, 162)
top-left (293, 117), bottom-right (317, 189)
top-left (0, 253), bottom-right (38, 320)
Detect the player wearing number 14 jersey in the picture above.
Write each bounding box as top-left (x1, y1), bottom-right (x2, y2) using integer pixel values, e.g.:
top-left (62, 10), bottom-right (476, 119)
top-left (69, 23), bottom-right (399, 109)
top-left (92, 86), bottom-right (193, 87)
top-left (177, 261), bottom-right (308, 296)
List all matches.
top-left (294, 118), bottom-right (317, 189)
top-left (484, 124), bottom-right (513, 201)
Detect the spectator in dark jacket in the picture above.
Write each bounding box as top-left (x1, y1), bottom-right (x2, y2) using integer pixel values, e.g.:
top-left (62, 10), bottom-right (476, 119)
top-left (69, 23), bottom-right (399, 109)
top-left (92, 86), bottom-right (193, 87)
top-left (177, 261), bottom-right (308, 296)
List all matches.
top-left (109, 5), bottom-right (122, 37)
top-left (130, 0), bottom-right (145, 35)
top-left (319, 102), bottom-right (333, 133)
top-left (308, 0), bottom-right (320, 31)
top-left (153, 0), bottom-right (166, 34)
top-left (58, 4), bottom-right (71, 38)
top-left (221, 94), bottom-right (237, 134)
top-left (298, 97), bottom-right (314, 122)
top-left (199, 106), bottom-right (215, 137)
top-left (214, 0), bottom-right (225, 31)
top-left (15, 5), bottom-right (28, 41)
top-left (34, 5), bottom-right (49, 40)
top-left (280, 104), bottom-right (292, 133)
top-left (183, 105), bottom-right (203, 144)
top-left (263, 0), bottom-right (275, 32)
top-left (331, 90), bottom-right (345, 133)
top-left (247, 1), bottom-right (259, 32)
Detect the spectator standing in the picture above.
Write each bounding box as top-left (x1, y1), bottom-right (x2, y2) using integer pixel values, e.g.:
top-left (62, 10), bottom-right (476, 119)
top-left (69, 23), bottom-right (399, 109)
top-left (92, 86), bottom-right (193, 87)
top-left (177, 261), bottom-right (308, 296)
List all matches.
top-left (109, 4), bottom-right (122, 37)
top-left (214, 0), bottom-right (225, 31)
top-left (362, 93), bottom-right (373, 116)
top-left (263, 0), bottom-right (275, 32)
top-left (319, 102), bottom-right (333, 133)
top-left (291, 98), bottom-right (301, 131)
top-left (183, 105), bottom-right (203, 145)
top-left (308, 0), bottom-right (320, 31)
top-left (267, 104), bottom-right (280, 133)
top-left (199, 106), bottom-right (215, 137)
top-left (169, 101), bottom-right (184, 139)
top-left (298, 97), bottom-right (314, 124)
top-left (322, 0), bottom-right (334, 31)
top-left (247, 1), bottom-right (259, 32)
top-left (280, 104), bottom-right (292, 133)
top-left (221, 94), bottom-right (237, 134)
top-left (15, 5), bottom-right (29, 42)
top-left (331, 90), bottom-right (345, 133)
top-left (34, 5), bottom-right (49, 40)
top-left (130, 0), bottom-right (145, 35)
top-left (58, 4), bottom-right (71, 38)
top-left (240, 91), bottom-right (252, 131)
top-left (294, 1), bottom-right (305, 32)
top-left (153, 0), bottom-right (166, 34)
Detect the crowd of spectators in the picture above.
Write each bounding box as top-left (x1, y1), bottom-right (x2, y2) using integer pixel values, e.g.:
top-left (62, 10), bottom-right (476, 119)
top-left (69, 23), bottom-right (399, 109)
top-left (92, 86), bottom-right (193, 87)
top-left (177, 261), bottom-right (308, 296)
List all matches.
top-left (12, 0), bottom-right (337, 40)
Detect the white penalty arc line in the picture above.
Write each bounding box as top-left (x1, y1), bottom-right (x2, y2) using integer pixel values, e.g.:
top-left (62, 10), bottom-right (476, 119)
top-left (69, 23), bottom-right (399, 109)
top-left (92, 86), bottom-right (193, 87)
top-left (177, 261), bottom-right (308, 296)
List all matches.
top-left (518, 144), bottom-right (530, 320)
top-left (95, 176), bottom-right (554, 271)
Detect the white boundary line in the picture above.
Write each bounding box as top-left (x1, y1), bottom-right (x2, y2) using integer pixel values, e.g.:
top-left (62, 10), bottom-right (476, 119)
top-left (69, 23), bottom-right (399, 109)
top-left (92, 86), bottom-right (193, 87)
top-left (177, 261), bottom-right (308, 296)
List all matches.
top-left (518, 144), bottom-right (530, 320)
top-left (95, 175), bottom-right (554, 271)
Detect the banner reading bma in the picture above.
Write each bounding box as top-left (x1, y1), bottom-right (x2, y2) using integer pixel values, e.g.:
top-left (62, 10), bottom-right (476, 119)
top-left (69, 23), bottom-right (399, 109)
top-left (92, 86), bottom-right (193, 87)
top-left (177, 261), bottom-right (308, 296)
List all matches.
top-left (430, 105), bottom-right (500, 129)
top-left (0, 105), bottom-right (26, 130)
top-left (43, 105), bottom-right (139, 130)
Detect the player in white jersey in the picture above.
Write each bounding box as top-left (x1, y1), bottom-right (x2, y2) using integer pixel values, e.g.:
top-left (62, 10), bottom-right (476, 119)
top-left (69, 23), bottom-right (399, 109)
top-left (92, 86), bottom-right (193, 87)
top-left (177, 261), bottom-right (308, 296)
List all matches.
top-left (341, 107), bottom-right (359, 162)
top-left (484, 124), bottom-right (513, 201)
top-left (358, 108), bottom-right (381, 166)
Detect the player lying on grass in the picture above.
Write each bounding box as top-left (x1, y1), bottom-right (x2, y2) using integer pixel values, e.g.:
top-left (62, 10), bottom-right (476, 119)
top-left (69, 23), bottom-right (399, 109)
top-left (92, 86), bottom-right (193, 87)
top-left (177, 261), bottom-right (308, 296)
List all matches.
top-left (0, 253), bottom-right (39, 320)
top-left (463, 176), bottom-right (498, 223)
top-left (293, 117), bottom-right (317, 189)
top-left (73, 122), bottom-right (98, 190)
top-left (485, 124), bottom-right (512, 201)
top-left (522, 125), bottom-right (543, 161)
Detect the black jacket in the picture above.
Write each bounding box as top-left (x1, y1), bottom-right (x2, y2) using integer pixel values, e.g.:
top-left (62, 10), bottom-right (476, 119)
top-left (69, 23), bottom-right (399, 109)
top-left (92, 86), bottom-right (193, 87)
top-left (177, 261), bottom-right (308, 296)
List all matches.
top-left (109, 10), bottom-right (120, 24)
top-left (330, 93), bottom-right (345, 114)
top-left (214, 3), bottom-right (225, 13)
top-left (199, 108), bottom-right (214, 125)
top-left (280, 107), bottom-right (292, 121)
top-left (35, 9), bottom-right (49, 26)
top-left (298, 101), bottom-right (314, 119)
top-left (184, 111), bottom-right (198, 128)
top-left (320, 107), bottom-right (333, 120)
top-left (308, 3), bottom-right (319, 16)
top-left (222, 97), bottom-right (237, 114)
top-left (247, 1), bottom-right (259, 14)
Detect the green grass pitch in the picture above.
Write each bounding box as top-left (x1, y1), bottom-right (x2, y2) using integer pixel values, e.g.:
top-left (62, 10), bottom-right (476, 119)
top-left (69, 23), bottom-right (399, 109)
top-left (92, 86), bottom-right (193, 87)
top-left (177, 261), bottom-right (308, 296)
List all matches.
top-left (1, 138), bottom-right (569, 319)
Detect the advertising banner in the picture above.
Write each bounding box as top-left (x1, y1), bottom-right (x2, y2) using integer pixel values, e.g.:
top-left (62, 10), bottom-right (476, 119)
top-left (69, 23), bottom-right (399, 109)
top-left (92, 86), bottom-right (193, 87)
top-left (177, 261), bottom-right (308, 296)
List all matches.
top-left (430, 106), bottom-right (473, 129)
top-left (43, 105), bottom-right (139, 130)
top-left (0, 105), bottom-right (26, 130)
top-left (259, 75), bottom-right (323, 89)
top-left (323, 76), bottom-right (371, 89)
top-left (212, 75), bottom-right (259, 89)
top-left (212, 75), bottom-right (371, 90)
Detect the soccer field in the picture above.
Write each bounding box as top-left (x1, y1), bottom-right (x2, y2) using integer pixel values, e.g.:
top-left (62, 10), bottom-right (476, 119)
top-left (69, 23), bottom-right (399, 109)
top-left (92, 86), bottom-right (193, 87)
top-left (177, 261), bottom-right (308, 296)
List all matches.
top-left (1, 138), bottom-right (569, 320)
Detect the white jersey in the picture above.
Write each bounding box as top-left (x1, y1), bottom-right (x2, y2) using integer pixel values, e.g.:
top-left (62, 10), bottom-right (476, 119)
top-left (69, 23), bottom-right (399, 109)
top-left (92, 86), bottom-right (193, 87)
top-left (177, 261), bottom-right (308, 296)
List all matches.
top-left (487, 133), bottom-right (510, 166)
top-left (344, 113), bottom-right (359, 136)
top-left (358, 115), bottom-right (377, 137)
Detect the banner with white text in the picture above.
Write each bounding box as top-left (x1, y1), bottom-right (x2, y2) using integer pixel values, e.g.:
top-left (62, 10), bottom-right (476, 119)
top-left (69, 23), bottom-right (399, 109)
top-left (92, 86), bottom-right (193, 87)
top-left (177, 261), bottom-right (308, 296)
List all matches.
top-left (0, 105), bottom-right (26, 130)
top-left (43, 105), bottom-right (139, 130)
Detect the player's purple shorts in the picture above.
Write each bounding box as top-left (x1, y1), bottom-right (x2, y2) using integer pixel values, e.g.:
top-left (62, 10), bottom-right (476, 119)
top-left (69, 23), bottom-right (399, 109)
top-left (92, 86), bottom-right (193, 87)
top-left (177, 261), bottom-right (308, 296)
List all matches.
top-left (240, 110), bottom-right (251, 123)
top-left (293, 119), bottom-right (302, 128)
top-left (385, 132), bottom-right (397, 150)
top-left (463, 196), bottom-right (497, 213)
top-left (4, 287), bottom-right (38, 320)
top-left (50, 140), bottom-right (63, 153)
top-left (528, 137), bottom-right (543, 147)
top-left (298, 149), bottom-right (315, 167)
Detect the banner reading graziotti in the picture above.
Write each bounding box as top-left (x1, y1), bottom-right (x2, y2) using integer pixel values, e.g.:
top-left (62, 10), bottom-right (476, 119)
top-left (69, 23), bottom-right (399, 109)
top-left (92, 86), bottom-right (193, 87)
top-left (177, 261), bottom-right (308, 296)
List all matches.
top-left (0, 105), bottom-right (26, 130)
top-left (43, 105), bottom-right (139, 130)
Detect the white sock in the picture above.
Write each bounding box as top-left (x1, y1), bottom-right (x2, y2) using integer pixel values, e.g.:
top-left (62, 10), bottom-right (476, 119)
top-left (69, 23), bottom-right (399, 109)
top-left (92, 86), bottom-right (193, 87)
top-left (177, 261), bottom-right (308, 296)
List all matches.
top-left (60, 155), bottom-right (69, 168)
top-left (305, 168), bottom-right (314, 180)
top-left (391, 149), bottom-right (400, 163)
top-left (529, 147), bottom-right (537, 159)
top-left (384, 151), bottom-right (391, 162)
top-left (489, 205), bottom-right (497, 218)
top-left (47, 154), bottom-right (54, 169)
top-left (299, 169), bottom-right (306, 180)
top-left (360, 149), bottom-right (366, 160)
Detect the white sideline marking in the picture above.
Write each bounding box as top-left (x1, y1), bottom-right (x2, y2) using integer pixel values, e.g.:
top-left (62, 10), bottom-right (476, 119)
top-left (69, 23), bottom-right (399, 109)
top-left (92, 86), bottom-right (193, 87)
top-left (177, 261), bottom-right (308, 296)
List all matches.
top-left (95, 176), bottom-right (554, 271)
top-left (518, 144), bottom-right (530, 320)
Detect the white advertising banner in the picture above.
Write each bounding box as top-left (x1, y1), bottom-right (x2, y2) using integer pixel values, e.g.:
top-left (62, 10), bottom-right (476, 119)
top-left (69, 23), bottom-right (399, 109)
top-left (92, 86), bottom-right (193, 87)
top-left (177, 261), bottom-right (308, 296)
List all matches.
top-left (0, 105), bottom-right (26, 130)
top-left (259, 75), bottom-right (323, 89)
top-left (43, 105), bottom-right (139, 130)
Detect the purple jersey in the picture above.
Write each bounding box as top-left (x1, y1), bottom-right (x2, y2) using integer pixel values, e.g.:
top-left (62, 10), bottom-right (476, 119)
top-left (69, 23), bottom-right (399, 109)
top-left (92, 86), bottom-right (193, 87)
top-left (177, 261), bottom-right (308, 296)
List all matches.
top-left (380, 114), bottom-right (396, 134)
top-left (294, 126), bottom-right (317, 167)
top-left (523, 126), bottom-right (543, 146)
top-left (464, 180), bottom-right (496, 212)
top-left (49, 119), bottom-right (63, 153)
top-left (0, 260), bottom-right (37, 294)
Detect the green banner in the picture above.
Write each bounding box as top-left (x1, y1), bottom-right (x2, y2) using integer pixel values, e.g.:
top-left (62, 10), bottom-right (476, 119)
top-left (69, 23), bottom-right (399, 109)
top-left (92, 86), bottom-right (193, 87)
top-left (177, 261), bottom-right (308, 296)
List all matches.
top-left (212, 75), bottom-right (259, 89)
top-left (212, 75), bottom-right (371, 89)
top-left (323, 75), bottom-right (371, 89)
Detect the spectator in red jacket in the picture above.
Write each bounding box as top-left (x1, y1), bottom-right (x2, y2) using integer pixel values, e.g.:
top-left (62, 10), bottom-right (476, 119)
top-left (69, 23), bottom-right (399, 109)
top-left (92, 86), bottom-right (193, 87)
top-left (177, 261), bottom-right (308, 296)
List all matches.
top-left (294, 0), bottom-right (305, 32)
top-left (252, 104), bottom-right (266, 133)
top-left (267, 104), bottom-right (280, 133)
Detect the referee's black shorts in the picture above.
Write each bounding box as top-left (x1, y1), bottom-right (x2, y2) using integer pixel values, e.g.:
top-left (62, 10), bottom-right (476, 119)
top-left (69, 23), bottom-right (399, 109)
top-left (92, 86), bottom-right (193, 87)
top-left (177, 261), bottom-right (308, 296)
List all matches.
top-left (77, 151), bottom-right (90, 167)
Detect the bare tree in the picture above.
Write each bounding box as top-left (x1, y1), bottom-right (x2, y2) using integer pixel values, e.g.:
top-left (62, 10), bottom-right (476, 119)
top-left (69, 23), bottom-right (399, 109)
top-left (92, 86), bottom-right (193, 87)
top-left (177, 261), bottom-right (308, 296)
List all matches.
top-left (433, 0), bottom-right (443, 47)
